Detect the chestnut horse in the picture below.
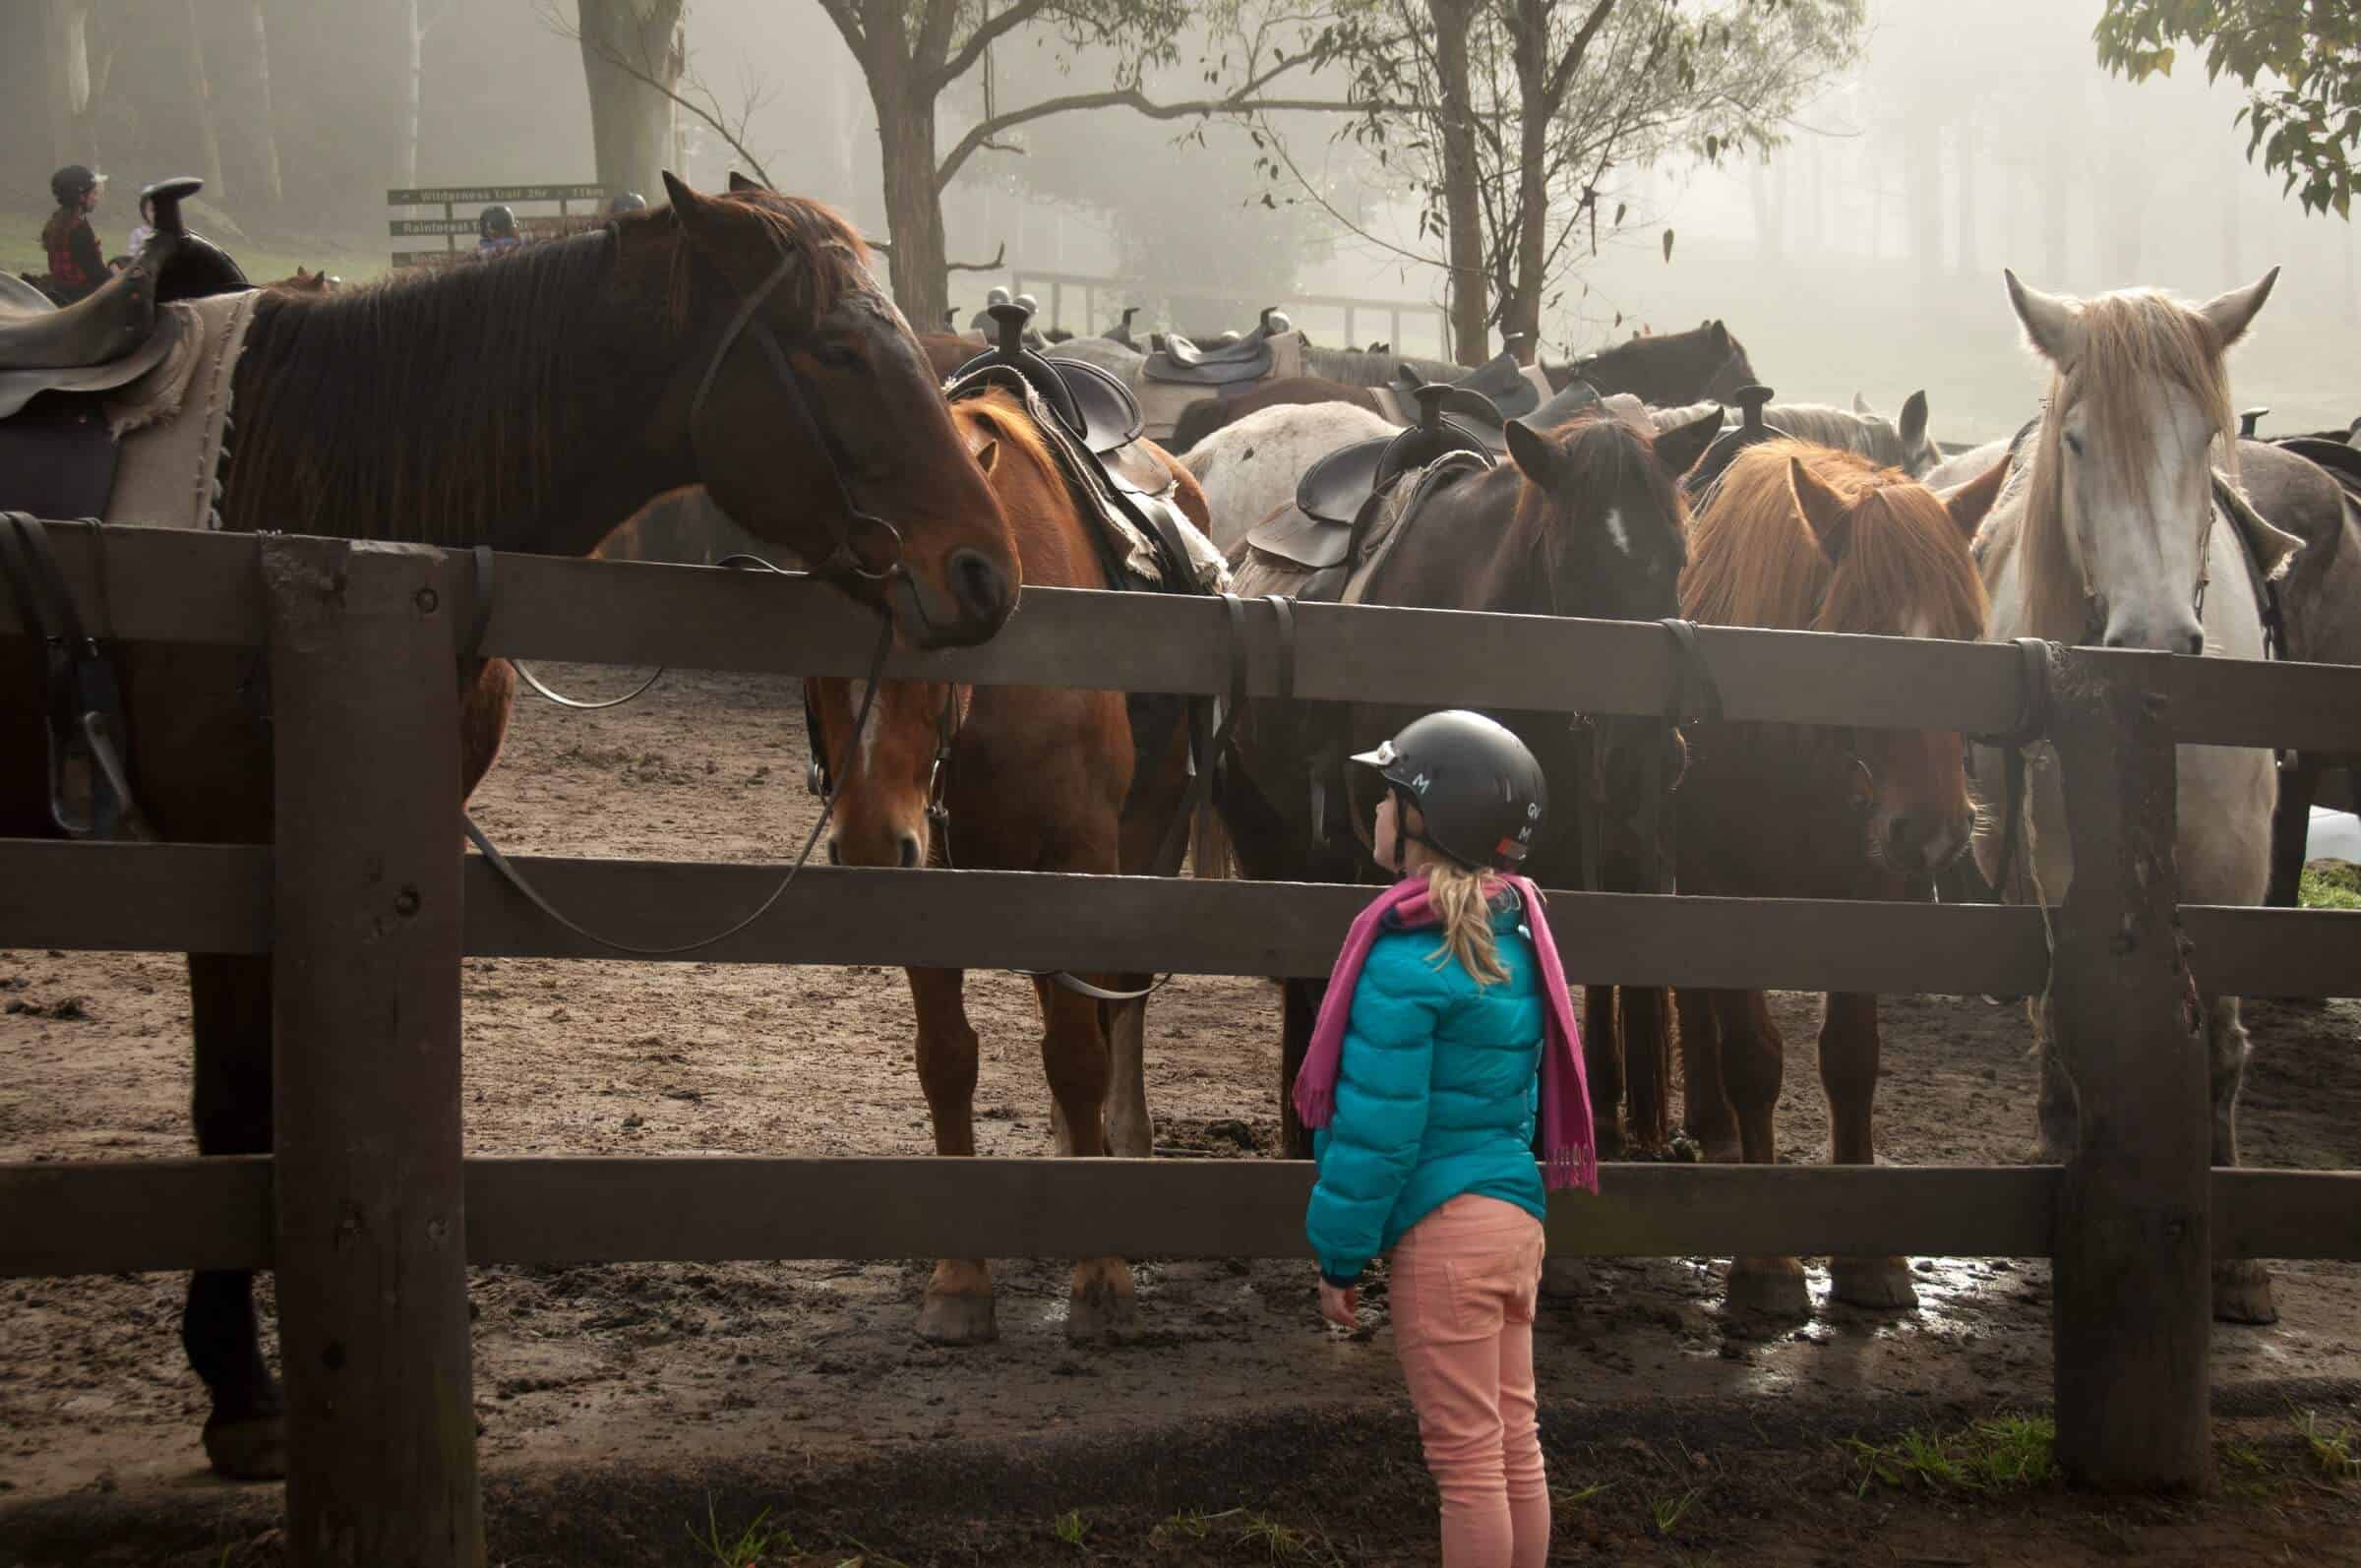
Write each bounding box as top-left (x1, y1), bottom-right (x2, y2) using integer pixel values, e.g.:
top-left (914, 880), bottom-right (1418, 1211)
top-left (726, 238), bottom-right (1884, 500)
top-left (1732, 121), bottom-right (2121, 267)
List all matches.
top-left (1203, 402), bottom-right (1723, 1158)
top-left (1, 176), bottom-right (1020, 1478)
top-left (1668, 441), bottom-right (2006, 1315)
top-left (804, 387), bottom-right (1204, 1345)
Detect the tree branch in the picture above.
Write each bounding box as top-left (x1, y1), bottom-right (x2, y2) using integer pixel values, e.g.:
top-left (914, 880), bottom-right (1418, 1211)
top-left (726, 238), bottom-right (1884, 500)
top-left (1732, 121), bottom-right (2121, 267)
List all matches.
top-left (1542, 0), bottom-right (1618, 112)
top-left (947, 241), bottom-right (1008, 273)
top-left (542, 2), bottom-right (776, 190)
top-left (933, 0), bottom-right (1057, 93)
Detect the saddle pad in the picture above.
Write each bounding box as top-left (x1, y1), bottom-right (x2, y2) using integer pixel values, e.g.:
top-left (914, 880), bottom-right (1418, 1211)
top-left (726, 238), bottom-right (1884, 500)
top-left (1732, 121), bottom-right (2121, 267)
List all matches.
top-left (2211, 469), bottom-right (2303, 587)
top-left (103, 289), bottom-right (260, 531)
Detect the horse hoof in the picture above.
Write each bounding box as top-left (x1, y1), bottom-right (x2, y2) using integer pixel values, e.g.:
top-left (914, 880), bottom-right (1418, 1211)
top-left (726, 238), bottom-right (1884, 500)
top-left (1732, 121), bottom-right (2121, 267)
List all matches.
top-left (1701, 1137), bottom-right (1742, 1166)
top-left (203, 1414), bottom-right (287, 1480)
top-left (1830, 1255), bottom-right (1919, 1311)
top-left (2212, 1259), bottom-right (2277, 1325)
top-left (1540, 1256), bottom-right (1592, 1300)
top-left (1066, 1263), bottom-right (1137, 1345)
top-left (1725, 1257), bottom-right (1812, 1319)
top-left (917, 1289), bottom-right (999, 1346)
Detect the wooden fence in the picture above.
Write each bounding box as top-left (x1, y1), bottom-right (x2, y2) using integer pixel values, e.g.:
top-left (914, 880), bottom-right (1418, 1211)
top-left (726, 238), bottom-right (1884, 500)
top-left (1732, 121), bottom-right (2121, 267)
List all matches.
top-left (4, 524), bottom-right (2361, 1566)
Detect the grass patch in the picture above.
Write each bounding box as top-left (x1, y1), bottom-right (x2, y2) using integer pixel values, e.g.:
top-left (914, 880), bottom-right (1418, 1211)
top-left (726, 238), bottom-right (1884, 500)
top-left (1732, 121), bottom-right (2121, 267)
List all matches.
top-left (2296, 1411), bottom-right (2361, 1482)
top-left (1235, 1510), bottom-right (1345, 1565)
top-left (2299, 861), bottom-right (2361, 911)
top-left (689, 1494), bottom-right (787, 1567)
top-left (1846, 1415), bottom-right (2057, 1496)
top-left (1648, 1487), bottom-right (1703, 1537)
top-left (1052, 1508), bottom-right (1091, 1548)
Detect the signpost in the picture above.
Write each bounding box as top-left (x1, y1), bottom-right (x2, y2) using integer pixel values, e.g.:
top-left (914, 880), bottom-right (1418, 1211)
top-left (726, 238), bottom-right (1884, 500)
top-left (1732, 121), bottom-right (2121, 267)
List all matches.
top-left (385, 184), bottom-right (612, 269)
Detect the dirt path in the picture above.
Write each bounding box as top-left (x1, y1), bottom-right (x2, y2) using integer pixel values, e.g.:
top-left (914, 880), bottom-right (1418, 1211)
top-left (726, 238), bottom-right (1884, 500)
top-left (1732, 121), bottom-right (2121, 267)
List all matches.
top-left (5, 668), bottom-right (2357, 1560)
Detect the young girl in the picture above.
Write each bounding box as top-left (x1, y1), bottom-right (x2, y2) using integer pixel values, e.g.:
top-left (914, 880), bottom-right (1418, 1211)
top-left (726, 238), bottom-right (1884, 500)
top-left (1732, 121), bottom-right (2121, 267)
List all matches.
top-left (1298, 709), bottom-right (1597, 1568)
top-left (40, 164), bottom-right (110, 304)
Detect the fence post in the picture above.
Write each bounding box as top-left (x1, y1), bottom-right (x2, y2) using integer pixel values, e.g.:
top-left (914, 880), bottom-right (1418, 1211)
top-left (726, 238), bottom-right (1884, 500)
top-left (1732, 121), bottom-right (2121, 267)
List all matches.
top-left (2045, 647), bottom-right (2212, 1489)
top-left (265, 536), bottom-right (483, 1565)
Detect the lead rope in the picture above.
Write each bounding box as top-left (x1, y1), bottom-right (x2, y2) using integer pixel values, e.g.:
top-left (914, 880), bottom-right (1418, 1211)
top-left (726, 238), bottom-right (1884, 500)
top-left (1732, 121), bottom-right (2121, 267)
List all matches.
top-left (459, 547), bottom-right (895, 957)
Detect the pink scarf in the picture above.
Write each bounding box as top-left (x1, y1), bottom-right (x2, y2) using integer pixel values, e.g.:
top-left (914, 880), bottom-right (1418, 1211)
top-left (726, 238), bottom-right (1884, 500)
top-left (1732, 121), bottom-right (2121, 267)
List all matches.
top-left (1293, 874), bottom-right (1599, 1193)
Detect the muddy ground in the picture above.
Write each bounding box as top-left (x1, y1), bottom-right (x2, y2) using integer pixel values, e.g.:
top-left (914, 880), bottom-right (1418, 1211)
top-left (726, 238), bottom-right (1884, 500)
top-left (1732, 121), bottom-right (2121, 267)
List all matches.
top-left (4, 668), bottom-right (2358, 1565)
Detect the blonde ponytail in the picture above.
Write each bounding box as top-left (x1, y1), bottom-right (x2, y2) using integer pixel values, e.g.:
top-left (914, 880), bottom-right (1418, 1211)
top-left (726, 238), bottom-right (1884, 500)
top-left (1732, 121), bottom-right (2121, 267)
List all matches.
top-left (1423, 862), bottom-right (1510, 987)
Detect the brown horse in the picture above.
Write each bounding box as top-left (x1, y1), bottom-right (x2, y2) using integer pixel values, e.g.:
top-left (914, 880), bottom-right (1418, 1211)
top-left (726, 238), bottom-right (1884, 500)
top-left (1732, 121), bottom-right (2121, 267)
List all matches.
top-left (2, 175), bottom-right (1020, 1479)
top-left (265, 266), bottom-right (339, 292)
top-left (1168, 319), bottom-right (1760, 452)
top-left (1667, 441), bottom-right (2006, 1315)
top-left (804, 388), bottom-right (1204, 1345)
top-left (1207, 402), bottom-right (1723, 1158)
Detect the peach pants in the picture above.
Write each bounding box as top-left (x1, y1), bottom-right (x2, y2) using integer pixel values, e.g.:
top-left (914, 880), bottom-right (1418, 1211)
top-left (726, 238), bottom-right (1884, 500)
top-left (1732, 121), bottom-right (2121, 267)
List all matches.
top-left (1389, 1194), bottom-right (1549, 1568)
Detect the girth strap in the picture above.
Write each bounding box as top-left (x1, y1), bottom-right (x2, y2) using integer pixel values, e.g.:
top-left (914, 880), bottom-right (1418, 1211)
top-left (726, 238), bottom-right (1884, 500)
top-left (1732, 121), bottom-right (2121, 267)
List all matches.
top-left (0, 513), bottom-right (150, 839)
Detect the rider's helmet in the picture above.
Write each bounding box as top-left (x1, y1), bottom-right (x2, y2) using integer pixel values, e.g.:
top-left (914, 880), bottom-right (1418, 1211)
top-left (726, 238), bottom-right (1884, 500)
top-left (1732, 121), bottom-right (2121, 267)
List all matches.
top-left (607, 191), bottom-right (648, 215)
top-left (1352, 710), bottom-right (1547, 873)
top-left (50, 164), bottom-right (102, 208)
top-left (478, 204), bottom-right (518, 241)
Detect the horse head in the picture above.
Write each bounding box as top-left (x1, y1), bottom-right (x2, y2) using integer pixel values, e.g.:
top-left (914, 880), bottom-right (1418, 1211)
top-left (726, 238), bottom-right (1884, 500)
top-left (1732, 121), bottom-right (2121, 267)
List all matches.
top-left (1854, 390), bottom-right (1939, 478)
top-left (804, 672), bottom-right (964, 871)
top-left (1685, 442), bottom-right (2005, 881)
top-left (2006, 267), bottom-right (2276, 654)
top-left (633, 173), bottom-right (1018, 647)
top-left (1557, 319), bottom-right (1754, 407)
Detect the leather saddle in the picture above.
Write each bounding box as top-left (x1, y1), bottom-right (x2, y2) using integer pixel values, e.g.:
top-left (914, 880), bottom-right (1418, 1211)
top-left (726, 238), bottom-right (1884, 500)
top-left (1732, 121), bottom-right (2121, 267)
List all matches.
top-left (1143, 307), bottom-right (1291, 386)
top-left (0, 177), bottom-right (248, 419)
top-left (1, 177), bottom-right (250, 517)
top-left (953, 300), bottom-right (1147, 460)
top-left (2272, 435), bottom-right (2361, 496)
top-left (1680, 384), bottom-right (1785, 502)
top-left (1508, 375), bottom-right (1603, 433)
top-left (1247, 384), bottom-right (1498, 572)
top-left (1390, 349), bottom-right (1544, 426)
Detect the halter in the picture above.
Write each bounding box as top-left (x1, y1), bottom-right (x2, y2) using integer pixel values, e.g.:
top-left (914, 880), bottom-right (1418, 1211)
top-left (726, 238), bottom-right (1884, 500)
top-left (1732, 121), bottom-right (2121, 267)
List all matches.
top-left (688, 238), bottom-right (908, 587)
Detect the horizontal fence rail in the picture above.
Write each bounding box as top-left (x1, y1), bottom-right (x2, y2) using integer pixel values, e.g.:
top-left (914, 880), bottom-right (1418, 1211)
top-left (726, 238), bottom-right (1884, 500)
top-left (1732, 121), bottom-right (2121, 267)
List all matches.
top-left (10, 526), bottom-right (2361, 751)
top-left (5, 839), bottom-right (2356, 996)
top-left (8, 1157), bottom-right (2359, 1280)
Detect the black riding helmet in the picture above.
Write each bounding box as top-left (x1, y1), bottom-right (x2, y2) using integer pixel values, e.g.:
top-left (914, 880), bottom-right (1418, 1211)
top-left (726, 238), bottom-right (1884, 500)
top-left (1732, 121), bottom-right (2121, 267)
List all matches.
top-left (1353, 710), bottom-right (1547, 873)
top-left (608, 191), bottom-right (647, 215)
top-left (479, 204), bottom-right (517, 240)
top-left (50, 164), bottom-right (101, 206)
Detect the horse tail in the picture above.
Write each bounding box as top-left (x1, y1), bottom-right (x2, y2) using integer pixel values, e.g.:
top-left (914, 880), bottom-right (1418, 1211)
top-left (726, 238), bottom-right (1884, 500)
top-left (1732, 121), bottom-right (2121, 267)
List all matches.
top-left (1188, 802), bottom-right (1234, 880)
top-left (1170, 396), bottom-right (1230, 453)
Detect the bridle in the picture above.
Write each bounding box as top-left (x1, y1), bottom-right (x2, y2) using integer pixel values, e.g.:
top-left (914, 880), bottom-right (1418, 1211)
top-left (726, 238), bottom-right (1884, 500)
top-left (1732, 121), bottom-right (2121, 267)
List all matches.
top-left (688, 236), bottom-right (911, 590)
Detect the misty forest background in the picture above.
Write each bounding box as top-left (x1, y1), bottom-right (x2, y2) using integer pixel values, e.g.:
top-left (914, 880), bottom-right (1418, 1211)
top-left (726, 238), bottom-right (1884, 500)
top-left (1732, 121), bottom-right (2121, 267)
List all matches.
top-left (4, 0), bottom-right (2354, 437)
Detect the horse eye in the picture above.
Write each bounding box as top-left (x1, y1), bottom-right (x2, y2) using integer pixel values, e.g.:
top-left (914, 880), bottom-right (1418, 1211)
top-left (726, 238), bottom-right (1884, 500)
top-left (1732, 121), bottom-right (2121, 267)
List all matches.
top-left (812, 344), bottom-right (863, 371)
top-left (2063, 431), bottom-right (2085, 457)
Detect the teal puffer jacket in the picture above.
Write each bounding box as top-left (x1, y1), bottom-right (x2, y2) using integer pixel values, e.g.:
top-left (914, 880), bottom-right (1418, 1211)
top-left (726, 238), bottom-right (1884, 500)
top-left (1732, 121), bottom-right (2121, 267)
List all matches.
top-left (1305, 891), bottom-right (1547, 1286)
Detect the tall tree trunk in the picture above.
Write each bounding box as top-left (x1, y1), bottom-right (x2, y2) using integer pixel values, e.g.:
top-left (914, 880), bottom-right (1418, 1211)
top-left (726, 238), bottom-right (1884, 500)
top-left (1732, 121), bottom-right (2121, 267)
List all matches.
top-left (1903, 109), bottom-right (1938, 289)
top-left (404, 0), bottom-right (429, 188)
top-left (42, 0), bottom-right (92, 169)
top-left (1752, 156), bottom-right (1783, 261)
top-left (183, 0), bottom-right (227, 203)
top-left (1428, 0), bottom-right (1489, 365)
top-left (874, 61), bottom-right (950, 327)
top-left (1953, 112), bottom-right (1978, 278)
top-left (247, 0), bottom-right (282, 207)
top-left (1501, 0), bottom-right (1552, 365)
top-left (577, 0), bottom-right (688, 200)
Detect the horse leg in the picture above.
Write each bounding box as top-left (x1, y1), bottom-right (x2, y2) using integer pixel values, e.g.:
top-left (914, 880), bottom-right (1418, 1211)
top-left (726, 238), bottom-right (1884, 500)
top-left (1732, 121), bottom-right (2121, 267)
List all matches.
top-left (1279, 979), bottom-right (1321, 1160)
top-left (1819, 993), bottom-right (1915, 1309)
top-left (1581, 986), bottom-right (1627, 1160)
top-left (2205, 995), bottom-right (2277, 1324)
top-left (1676, 987), bottom-right (1739, 1163)
top-left (1715, 989), bottom-right (1810, 1317)
top-left (184, 953), bottom-right (286, 1478)
top-left (2266, 752), bottom-right (2322, 910)
top-left (1103, 993), bottom-right (1155, 1158)
top-left (1622, 987), bottom-right (1674, 1157)
top-left (1034, 976), bottom-right (1134, 1343)
top-left (908, 967), bottom-right (997, 1346)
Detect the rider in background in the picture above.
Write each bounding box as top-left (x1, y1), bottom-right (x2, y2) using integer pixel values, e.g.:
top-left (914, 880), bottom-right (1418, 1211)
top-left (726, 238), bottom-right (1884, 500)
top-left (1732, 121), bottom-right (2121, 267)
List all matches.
top-left (124, 193), bottom-right (158, 261)
top-left (41, 165), bottom-right (111, 303)
top-left (475, 205), bottom-right (523, 259)
top-left (608, 191), bottom-right (647, 216)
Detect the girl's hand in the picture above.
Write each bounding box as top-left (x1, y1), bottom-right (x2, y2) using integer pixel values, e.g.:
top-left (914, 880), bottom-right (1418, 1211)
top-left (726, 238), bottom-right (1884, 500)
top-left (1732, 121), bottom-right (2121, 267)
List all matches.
top-left (1318, 1279), bottom-right (1360, 1328)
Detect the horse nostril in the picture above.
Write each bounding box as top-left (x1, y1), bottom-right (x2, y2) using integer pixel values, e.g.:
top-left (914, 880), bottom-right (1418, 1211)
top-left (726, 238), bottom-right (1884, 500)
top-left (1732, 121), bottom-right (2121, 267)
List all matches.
top-left (1886, 817), bottom-right (1917, 857)
top-left (946, 547), bottom-right (1010, 622)
top-left (897, 834), bottom-right (923, 869)
top-left (2177, 629), bottom-right (2205, 656)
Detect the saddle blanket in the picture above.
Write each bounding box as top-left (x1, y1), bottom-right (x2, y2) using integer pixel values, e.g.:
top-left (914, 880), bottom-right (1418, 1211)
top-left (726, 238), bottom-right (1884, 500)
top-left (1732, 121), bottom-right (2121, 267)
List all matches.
top-left (102, 289), bottom-right (260, 531)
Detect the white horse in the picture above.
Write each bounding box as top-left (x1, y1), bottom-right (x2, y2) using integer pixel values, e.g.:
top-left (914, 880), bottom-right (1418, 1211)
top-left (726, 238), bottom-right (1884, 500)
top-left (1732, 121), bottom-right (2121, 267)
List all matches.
top-left (1969, 267), bottom-right (2298, 1324)
top-left (1182, 400), bottom-right (1399, 557)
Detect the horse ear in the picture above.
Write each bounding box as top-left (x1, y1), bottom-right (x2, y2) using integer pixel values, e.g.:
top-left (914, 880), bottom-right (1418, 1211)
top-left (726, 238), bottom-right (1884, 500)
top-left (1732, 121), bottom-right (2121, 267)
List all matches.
top-left (1705, 320), bottom-right (1729, 352)
top-left (1898, 390), bottom-right (1930, 449)
top-left (1504, 420), bottom-right (1561, 489)
top-left (2196, 266), bottom-right (2279, 349)
top-left (2005, 269), bottom-right (2080, 364)
top-left (1788, 455), bottom-right (1854, 561)
top-left (1653, 406), bottom-right (1723, 478)
top-left (1852, 391), bottom-right (1873, 416)
top-left (727, 170), bottom-right (763, 194)
top-left (1940, 452), bottom-right (2010, 540)
top-left (972, 437), bottom-right (999, 476)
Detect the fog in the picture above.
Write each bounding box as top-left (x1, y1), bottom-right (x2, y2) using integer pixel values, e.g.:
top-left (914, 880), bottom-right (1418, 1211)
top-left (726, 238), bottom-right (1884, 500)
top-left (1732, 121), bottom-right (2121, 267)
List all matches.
top-left (10, 0), bottom-right (2350, 440)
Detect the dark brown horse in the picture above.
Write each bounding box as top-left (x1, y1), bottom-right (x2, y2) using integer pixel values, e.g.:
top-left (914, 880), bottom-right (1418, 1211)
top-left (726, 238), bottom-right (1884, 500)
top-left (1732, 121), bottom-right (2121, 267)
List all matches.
top-left (1208, 403), bottom-right (1724, 1158)
top-left (1, 175), bottom-right (1020, 1479)
top-left (805, 388), bottom-right (1204, 1346)
top-left (1167, 319), bottom-right (1759, 452)
top-left (1667, 441), bottom-right (2006, 1315)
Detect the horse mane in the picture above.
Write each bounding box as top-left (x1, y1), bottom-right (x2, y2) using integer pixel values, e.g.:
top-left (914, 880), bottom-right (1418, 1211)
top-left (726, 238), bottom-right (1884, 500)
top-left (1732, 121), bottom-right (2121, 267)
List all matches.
top-left (2007, 288), bottom-right (2238, 642)
top-left (1510, 404), bottom-right (1686, 558)
top-left (222, 192), bottom-right (877, 548)
top-left (1765, 405), bottom-right (1904, 470)
top-left (1681, 440), bottom-right (1985, 639)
